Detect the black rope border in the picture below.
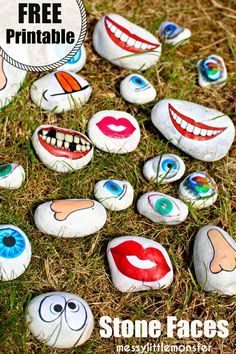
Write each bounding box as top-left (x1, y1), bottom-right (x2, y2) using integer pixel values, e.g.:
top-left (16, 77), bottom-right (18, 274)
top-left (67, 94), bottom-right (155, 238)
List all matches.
top-left (0, 0), bottom-right (87, 72)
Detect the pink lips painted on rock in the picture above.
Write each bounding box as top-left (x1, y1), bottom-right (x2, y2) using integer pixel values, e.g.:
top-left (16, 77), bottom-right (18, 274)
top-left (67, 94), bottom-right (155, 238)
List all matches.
top-left (96, 116), bottom-right (136, 138)
top-left (168, 103), bottom-right (226, 141)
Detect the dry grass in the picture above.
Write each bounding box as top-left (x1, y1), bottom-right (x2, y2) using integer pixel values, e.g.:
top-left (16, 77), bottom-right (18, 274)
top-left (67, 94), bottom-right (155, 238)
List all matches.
top-left (0, 0), bottom-right (236, 353)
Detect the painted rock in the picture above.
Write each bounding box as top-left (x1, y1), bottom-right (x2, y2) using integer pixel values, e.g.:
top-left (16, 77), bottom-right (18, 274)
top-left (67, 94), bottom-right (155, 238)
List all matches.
top-left (137, 192), bottom-right (188, 224)
top-left (0, 163), bottom-right (25, 189)
top-left (197, 55), bottom-right (227, 88)
top-left (94, 179), bottom-right (134, 211)
top-left (194, 226), bottom-right (236, 296)
top-left (120, 74), bottom-right (156, 104)
top-left (107, 236), bottom-right (173, 292)
top-left (59, 45), bottom-right (86, 72)
top-left (0, 56), bottom-right (27, 109)
top-left (159, 21), bottom-right (191, 46)
top-left (32, 125), bottom-right (93, 173)
top-left (34, 199), bottom-right (107, 238)
top-left (143, 154), bottom-right (185, 183)
top-left (30, 70), bottom-right (92, 113)
top-left (179, 171), bottom-right (218, 209)
top-left (0, 225), bottom-right (31, 281)
top-left (93, 14), bottom-right (161, 70)
top-left (87, 110), bottom-right (140, 154)
top-left (151, 99), bottom-right (235, 161)
top-left (26, 292), bottom-right (94, 348)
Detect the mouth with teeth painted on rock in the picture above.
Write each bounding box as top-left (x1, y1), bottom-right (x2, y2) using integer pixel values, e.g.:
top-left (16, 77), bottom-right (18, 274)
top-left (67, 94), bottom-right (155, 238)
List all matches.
top-left (104, 15), bottom-right (160, 53)
top-left (168, 104), bottom-right (226, 141)
top-left (38, 127), bottom-right (92, 159)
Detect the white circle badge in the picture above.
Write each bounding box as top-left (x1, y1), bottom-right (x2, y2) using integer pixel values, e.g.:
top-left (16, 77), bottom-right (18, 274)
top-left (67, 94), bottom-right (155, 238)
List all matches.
top-left (0, 0), bottom-right (87, 71)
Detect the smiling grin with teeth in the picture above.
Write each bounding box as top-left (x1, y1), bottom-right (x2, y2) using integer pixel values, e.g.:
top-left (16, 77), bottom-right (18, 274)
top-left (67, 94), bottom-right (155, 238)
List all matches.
top-left (104, 16), bottom-right (160, 53)
top-left (38, 127), bottom-right (92, 159)
top-left (168, 104), bottom-right (226, 141)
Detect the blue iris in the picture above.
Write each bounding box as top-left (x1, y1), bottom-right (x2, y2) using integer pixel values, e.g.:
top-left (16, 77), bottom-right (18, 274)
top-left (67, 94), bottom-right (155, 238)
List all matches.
top-left (0, 228), bottom-right (25, 259)
top-left (104, 181), bottom-right (123, 196)
top-left (67, 49), bottom-right (82, 64)
top-left (161, 22), bottom-right (182, 39)
top-left (161, 158), bottom-right (177, 172)
top-left (130, 75), bottom-right (148, 90)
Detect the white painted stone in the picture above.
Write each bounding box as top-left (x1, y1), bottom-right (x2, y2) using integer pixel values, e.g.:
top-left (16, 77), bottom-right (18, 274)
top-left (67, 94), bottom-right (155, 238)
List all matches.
top-left (137, 192), bottom-right (188, 225)
top-left (0, 56), bottom-right (26, 109)
top-left (151, 99), bottom-right (235, 161)
top-left (179, 171), bottom-right (218, 209)
top-left (93, 14), bottom-right (161, 70)
top-left (107, 236), bottom-right (173, 292)
top-left (34, 199), bottom-right (107, 238)
top-left (197, 55), bottom-right (227, 87)
top-left (30, 70), bottom-right (92, 113)
top-left (59, 45), bottom-right (86, 72)
top-left (26, 292), bottom-right (94, 348)
top-left (0, 163), bottom-right (25, 189)
top-left (194, 226), bottom-right (236, 296)
top-left (32, 125), bottom-right (94, 173)
top-left (143, 154), bottom-right (185, 183)
top-left (94, 179), bottom-right (134, 210)
top-left (120, 74), bottom-right (156, 104)
top-left (0, 225), bottom-right (31, 281)
top-left (87, 110), bottom-right (140, 154)
top-left (159, 21), bottom-right (191, 46)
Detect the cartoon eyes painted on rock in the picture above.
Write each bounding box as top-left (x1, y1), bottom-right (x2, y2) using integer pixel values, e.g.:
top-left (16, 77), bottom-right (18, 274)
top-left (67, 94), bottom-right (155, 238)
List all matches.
top-left (0, 228), bottom-right (26, 258)
top-left (129, 75), bottom-right (149, 91)
top-left (67, 49), bottom-right (82, 64)
top-left (148, 194), bottom-right (179, 217)
top-left (39, 295), bottom-right (87, 331)
top-left (200, 57), bottom-right (223, 82)
top-left (0, 164), bottom-right (13, 178)
top-left (104, 181), bottom-right (124, 197)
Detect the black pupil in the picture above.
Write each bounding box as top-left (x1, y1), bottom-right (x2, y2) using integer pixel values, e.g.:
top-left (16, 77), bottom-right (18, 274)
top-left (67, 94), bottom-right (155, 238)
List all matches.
top-left (3, 236), bottom-right (16, 247)
top-left (68, 302), bottom-right (76, 310)
top-left (167, 163), bottom-right (174, 168)
top-left (136, 79), bottom-right (142, 84)
top-left (0, 166), bottom-right (6, 172)
top-left (111, 184), bottom-right (118, 191)
top-left (54, 304), bottom-right (63, 312)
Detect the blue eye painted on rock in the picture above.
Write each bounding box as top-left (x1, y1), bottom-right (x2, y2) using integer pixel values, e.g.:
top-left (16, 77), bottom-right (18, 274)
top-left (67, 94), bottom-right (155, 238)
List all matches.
top-left (161, 23), bottom-right (183, 39)
top-left (104, 181), bottom-right (123, 196)
top-left (67, 49), bottom-right (82, 64)
top-left (129, 75), bottom-right (149, 91)
top-left (161, 158), bottom-right (178, 174)
top-left (0, 228), bottom-right (26, 258)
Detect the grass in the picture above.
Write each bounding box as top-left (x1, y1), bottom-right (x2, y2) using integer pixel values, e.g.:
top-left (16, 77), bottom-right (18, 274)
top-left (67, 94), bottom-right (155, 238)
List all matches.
top-left (0, 0), bottom-right (236, 353)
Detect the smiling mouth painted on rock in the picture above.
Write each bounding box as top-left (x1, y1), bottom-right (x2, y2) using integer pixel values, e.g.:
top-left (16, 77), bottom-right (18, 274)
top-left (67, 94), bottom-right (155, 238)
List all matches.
top-left (38, 127), bottom-right (92, 159)
top-left (110, 240), bottom-right (171, 282)
top-left (96, 116), bottom-right (136, 138)
top-left (168, 104), bottom-right (226, 141)
top-left (104, 16), bottom-right (160, 53)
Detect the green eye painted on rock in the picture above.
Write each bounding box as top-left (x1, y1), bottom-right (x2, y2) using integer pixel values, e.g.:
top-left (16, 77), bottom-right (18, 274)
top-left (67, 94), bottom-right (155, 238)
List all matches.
top-left (155, 198), bottom-right (173, 215)
top-left (0, 164), bottom-right (13, 178)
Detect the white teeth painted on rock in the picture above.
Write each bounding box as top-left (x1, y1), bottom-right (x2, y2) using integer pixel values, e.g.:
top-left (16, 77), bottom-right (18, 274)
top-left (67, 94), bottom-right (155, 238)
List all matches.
top-left (33, 126), bottom-right (94, 173)
top-left (93, 14), bottom-right (162, 70)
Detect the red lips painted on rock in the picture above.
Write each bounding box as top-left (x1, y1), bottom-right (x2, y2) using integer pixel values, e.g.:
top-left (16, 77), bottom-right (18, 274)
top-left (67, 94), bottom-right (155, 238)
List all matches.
top-left (96, 116), bottom-right (136, 138)
top-left (110, 240), bottom-right (171, 282)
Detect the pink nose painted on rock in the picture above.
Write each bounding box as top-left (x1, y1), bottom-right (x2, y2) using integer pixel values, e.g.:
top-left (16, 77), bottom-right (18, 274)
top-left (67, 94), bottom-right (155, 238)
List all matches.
top-left (0, 56), bottom-right (7, 90)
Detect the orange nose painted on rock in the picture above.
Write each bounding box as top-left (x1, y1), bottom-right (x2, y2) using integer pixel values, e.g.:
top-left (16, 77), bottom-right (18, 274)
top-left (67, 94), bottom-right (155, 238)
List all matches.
top-left (55, 71), bottom-right (82, 93)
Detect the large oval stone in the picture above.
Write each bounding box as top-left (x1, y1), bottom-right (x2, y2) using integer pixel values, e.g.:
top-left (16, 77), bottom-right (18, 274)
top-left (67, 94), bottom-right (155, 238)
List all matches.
top-left (93, 14), bottom-right (161, 70)
top-left (151, 99), bottom-right (235, 161)
top-left (34, 199), bottom-right (107, 238)
top-left (194, 226), bottom-right (236, 296)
